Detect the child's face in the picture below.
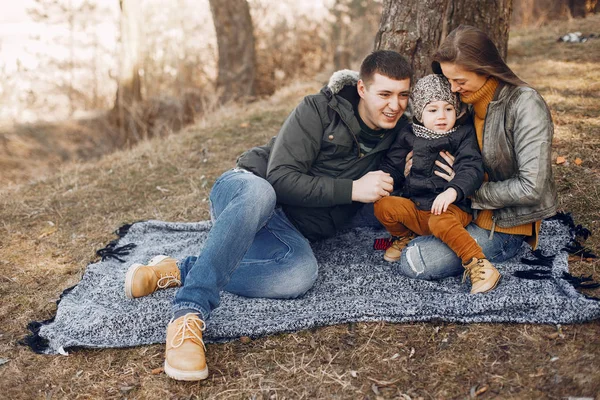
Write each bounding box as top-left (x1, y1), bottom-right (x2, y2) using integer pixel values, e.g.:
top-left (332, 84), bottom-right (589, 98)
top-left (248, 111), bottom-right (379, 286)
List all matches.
top-left (421, 100), bottom-right (456, 133)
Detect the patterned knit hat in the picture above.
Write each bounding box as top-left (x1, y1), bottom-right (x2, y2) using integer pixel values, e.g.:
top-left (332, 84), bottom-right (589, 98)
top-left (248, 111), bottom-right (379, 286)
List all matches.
top-left (411, 74), bottom-right (461, 123)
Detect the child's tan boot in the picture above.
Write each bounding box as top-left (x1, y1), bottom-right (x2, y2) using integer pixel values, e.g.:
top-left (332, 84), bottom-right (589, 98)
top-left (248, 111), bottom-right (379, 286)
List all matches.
top-left (384, 234), bottom-right (414, 262)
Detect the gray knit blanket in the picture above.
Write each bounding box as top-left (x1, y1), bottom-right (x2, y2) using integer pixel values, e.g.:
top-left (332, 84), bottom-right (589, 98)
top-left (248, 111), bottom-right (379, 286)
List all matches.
top-left (26, 215), bottom-right (600, 354)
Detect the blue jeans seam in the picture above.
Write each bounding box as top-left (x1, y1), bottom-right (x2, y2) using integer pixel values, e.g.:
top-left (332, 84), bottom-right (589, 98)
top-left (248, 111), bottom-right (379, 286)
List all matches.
top-left (238, 222), bottom-right (294, 265)
top-left (171, 302), bottom-right (208, 321)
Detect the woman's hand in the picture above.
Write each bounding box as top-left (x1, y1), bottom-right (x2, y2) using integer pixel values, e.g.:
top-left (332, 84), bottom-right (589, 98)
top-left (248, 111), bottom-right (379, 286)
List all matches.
top-left (434, 151), bottom-right (456, 182)
top-left (404, 151), bottom-right (413, 177)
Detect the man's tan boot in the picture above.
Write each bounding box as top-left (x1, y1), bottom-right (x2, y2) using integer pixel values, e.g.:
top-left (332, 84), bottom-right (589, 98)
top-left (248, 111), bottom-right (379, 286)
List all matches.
top-left (384, 234), bottom-right (414, 262)
top-left (462, 257), bottom-right (501, 294)
top-left (164, 313), bottom-right (209, 381)
top-left (124, 255), bottom-right (181, 299)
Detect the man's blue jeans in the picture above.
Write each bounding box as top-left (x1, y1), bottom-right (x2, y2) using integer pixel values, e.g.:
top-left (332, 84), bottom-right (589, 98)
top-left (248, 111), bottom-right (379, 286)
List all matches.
top-left (172, 168), bottom-right (525, 320)
top-left (173, 169), bottom-right (319, 321)
top-left (396, 223), bottom-right (525, 280)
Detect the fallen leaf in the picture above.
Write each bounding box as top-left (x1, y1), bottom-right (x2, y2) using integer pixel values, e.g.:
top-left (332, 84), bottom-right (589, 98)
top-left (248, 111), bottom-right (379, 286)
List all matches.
top-left (38, 226), bottom-right (57, 239)
top-left (475, 386), bottom-right (488, 396)
top-left (240, 336), bottom-right (251, 344)
top-left (151, 367), bottom-right (164, 375)
top-left (470, 385), bottom-right (488, 398)
top-left (556, 156), bottom-right (566, 165)
top-left (239, 122), bottom-right (250, 128)
top-left (574, 158), bottom-right (583, 166)
top-left (546, 332), bottom-right (560, 339)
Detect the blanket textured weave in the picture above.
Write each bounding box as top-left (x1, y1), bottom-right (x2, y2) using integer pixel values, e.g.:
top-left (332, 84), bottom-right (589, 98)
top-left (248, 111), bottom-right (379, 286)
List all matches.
top-left (29, 216), bottom-right (600, 354)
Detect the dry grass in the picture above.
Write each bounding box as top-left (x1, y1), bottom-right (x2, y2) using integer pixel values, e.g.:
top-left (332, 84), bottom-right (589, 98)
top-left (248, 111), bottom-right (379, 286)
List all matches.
top-left (1, 17), bottom-right (600, 399)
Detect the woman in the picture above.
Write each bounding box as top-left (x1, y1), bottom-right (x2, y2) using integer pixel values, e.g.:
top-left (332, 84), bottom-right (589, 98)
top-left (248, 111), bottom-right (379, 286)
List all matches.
top-left (395, 25), bottom-right (557, 290)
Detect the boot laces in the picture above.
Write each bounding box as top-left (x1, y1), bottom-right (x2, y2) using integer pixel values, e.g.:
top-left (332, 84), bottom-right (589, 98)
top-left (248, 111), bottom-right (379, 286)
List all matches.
top-left (462, 260), bottom-right (487, 284)
top-left (171, 314), bottom-right (206, 351)
top-left (157, 274), bottom-right (181, 289)
top-left (391, 235), bottom-right (411, 250)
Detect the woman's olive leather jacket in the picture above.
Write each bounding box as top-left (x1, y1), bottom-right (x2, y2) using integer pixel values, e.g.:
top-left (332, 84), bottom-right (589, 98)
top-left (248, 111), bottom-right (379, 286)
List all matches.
top-left (470, 83), bottom-right (557, 228)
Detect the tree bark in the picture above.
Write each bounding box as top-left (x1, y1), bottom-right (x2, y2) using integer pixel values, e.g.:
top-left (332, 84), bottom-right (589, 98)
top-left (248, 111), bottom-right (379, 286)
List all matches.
top-left (569, 0), bottom-right (587, 17)
top-left (208, 0), bottom-right (257, 103)
top-left (375, 0), bottom-right (512, 79)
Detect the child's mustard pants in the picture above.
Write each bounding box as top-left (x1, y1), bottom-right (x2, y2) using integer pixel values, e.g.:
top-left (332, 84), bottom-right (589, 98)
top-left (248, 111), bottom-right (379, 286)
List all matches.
top-left (374, 196), bottom-right (485, 264)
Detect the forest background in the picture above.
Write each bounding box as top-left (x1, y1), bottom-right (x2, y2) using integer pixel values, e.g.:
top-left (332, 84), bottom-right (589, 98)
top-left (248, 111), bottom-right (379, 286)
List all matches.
top-left (1, 0), bottom-right (600, 398)
top-left (0, 0), bottom-right (598, 186)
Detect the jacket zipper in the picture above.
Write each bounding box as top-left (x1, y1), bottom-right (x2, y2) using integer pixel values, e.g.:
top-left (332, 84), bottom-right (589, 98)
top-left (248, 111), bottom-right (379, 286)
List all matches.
top-left (482, 102), bottom-right (497, 240)
top-left (342, 118), bottom-right (361, 157)
top-left (330, 103), bottom-right (361, 158)
top-left (489, 215), bottom-right (496, 240)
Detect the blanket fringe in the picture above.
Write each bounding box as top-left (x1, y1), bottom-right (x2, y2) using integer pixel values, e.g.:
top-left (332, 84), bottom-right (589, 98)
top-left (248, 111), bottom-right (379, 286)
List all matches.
top-left (23, 222), bottom-right (140, 354)
top-left (548, 212), bottom-right (597, 258)
top-left (20, 285), bottom-right (77, 354)
top-left (515, 213), bottom-right (599, 299)
top-left (561, 272), bottom-right (600, 290)
top-left (513, 269), bottom-right (552, 280)
top-left (96, 223), bottom-right (137, 262)
top-left (97, 243), bottom-right (136, 262)
top-left (521, 249), bottom-right (555, 267)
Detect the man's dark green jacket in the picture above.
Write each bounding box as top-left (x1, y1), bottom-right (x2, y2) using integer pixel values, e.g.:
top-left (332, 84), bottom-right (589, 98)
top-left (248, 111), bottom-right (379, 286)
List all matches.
top-left (237, 70), bottom-right (408, 241)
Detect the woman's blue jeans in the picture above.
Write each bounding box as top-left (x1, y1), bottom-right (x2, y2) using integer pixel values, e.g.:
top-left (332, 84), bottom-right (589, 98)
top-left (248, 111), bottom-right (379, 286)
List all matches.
top-left (396, 223), bottom-right (525, 280)
top-left (173, 169), bottom-right (319, 321)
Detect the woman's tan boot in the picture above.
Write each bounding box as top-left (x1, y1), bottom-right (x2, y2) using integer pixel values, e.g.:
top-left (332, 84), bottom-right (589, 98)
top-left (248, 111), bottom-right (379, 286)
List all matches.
top-left (462, 257), bottom-right (501, 294)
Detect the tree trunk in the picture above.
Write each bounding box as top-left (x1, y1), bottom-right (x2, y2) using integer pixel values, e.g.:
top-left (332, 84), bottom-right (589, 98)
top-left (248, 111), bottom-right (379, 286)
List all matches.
top-left (208, 0), bottom-right (257, 104)
top-left (375, 0), bottom-right (512, 79)
top-left (115, 0), bottom-right (142, 108)
top-left (569, 0), bottom-right (587, 17)
top-left (113, 0), bottom-right (143, 143)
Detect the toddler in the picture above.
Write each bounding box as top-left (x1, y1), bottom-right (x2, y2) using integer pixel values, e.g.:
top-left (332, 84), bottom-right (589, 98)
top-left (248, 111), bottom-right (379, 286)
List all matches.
top-left (375, 74), bottom-right (500, 294)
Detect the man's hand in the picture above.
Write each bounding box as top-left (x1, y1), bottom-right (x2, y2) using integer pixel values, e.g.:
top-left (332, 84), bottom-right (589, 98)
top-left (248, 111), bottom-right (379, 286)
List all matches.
top-left (431, 188), bottom-right (457, 215)
top-left (352, 171), bottom-right (394, 203)
top-left (434, 151), bottom-right (456, 182)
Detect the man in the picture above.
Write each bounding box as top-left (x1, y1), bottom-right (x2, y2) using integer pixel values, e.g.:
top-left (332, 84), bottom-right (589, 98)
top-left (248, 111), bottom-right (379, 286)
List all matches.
top-left (124, 50), bottom-right (413, 381)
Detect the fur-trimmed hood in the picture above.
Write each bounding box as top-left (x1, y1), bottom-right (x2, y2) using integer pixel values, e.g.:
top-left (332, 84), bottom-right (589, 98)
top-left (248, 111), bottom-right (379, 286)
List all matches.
top-left (327, 69), bottom-right (359, 94)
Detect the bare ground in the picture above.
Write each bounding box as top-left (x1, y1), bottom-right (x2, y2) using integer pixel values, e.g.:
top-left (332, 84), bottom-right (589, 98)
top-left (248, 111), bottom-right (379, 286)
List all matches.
top-left (1, 16), bottom-right (600, 399)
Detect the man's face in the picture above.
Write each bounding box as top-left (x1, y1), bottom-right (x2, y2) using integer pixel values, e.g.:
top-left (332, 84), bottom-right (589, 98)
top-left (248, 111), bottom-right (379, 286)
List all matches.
top-left (357, 73), bottom-right (411, 130)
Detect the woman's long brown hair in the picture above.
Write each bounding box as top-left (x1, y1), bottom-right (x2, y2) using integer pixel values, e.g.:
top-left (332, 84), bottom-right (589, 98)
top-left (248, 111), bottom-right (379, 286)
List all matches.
top-left (432, 25), bottom-right (527, 87)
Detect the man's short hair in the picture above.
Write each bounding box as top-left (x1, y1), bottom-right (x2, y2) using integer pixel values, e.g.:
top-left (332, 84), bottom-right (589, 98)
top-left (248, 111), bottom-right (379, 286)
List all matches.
top-left (359, 50), bottom-right (413, 86)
